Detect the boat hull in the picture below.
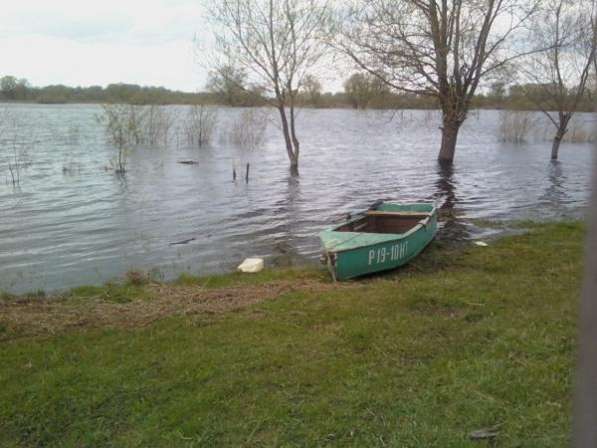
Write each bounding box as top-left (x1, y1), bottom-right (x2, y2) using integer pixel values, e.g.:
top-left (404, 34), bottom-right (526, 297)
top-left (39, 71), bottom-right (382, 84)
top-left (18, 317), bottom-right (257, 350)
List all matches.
top-left (320, 203), bottom-right (437, 280)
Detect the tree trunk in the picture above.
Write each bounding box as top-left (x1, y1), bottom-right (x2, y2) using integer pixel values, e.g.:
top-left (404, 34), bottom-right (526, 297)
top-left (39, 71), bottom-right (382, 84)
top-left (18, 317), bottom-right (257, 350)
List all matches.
top-left (277, 104), bottom-right (300, 174)
top-left (438, 120), bottom-right (461, 165)
top-left (289, 161), bottom-right (299, 176)
top-left (551, 122), bottom-right (568, 161)
top-left (289, 100), bottom-right (300, 171)
top-left (277, 105), bottom-right (297, 167)
top-left (551, 134), bottom-right (563, 160)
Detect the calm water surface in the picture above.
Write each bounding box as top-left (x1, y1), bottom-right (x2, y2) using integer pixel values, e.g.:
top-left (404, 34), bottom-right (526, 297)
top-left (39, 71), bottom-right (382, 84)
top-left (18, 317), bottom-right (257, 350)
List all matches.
top-left (0, 104), bottom-right (593, 293)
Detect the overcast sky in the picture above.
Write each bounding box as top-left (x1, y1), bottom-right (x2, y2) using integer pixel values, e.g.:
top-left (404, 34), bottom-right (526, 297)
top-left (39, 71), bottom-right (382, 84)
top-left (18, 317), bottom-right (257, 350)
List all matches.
top-left (0, 0), bottom-right (211, 91)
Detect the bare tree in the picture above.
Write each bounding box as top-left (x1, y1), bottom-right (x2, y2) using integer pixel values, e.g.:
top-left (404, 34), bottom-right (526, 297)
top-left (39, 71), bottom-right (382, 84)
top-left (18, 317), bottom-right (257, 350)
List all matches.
top-left (229, 109), bottom-right (269, 148)
top-left (184, 104), bottom-right (218, 147)
top-left (0, 109), bottom-right (33, 187)
top-left (145, 105), bottom-right (174, 147)
top-left (336, 0), bottom-right (539, 164)
top-left (498, 109), bottom-right (537, 143)
top-left (97, 104), bottom-right (146, 174)
top-left (521, 0), bottom-right (597, 160)
top-left (207, 0), bottom-right (331, 173)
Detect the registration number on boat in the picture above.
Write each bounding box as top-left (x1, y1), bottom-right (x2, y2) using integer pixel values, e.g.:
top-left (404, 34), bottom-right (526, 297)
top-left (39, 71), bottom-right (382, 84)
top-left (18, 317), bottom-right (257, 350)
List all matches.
top-left (368, 242), bottom-right (409, 265)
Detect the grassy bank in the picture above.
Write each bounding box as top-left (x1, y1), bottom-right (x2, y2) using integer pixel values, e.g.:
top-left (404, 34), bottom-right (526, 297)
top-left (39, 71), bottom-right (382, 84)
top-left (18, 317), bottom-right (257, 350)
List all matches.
top-left (0, 222), bottom-right (583, 447)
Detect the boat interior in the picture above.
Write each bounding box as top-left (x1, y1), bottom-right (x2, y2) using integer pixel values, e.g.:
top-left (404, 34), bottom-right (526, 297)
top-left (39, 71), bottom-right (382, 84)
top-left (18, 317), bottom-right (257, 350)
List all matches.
top-left (335, 210), bottom-right (430, 235)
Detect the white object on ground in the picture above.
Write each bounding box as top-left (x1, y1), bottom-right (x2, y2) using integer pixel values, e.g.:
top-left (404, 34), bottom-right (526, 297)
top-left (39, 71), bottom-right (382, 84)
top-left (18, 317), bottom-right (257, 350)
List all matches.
top-left (237, 258), bottom-right (264, 273)
top-left (474, 241), bottom-right (489, 247)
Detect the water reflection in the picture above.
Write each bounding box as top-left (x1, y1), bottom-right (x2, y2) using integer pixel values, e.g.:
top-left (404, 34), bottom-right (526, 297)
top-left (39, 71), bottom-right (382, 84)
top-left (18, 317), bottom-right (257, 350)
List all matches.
top-left (114, 171), bottom-right (129, 192)
top-left (434, 163), bottom-right (457, 212)
top-left (269, 174), bottom-right (308, 267)
top-left (539, 161), bottom-right (569, 212)
top-left (431, 163), bottom-right (471, 241)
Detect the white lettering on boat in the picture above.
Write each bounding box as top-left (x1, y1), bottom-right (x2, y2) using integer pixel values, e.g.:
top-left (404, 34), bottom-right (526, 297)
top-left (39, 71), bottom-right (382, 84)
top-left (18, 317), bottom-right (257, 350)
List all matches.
top-left (368, 249), bottom-right (375, 265)
top-left (368, 242), bottom-right (409, 266)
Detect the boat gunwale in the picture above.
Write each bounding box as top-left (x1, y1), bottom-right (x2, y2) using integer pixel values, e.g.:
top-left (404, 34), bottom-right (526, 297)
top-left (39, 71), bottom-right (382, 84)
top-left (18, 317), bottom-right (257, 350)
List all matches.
top-left (322, 204), bottom-right (437, 255)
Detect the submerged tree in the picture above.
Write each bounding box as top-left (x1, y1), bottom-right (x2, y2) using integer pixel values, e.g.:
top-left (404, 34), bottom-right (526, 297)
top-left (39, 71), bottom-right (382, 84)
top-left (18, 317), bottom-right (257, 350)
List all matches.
top-left (521, 0), bottom-right (597, 160)
top-left (0, 109), bottom-right (33, 187)
top-left (336, 0), bottom-right (540, 164)
top-left (229, 109), bottom-right (269, 149)
top-left (207, 0), bottom-right (331, 173)
top-left (145, 105), bottom-right (174, 146)
top-left (184, 104), bottom-right (218, 147)
top-left (97, 104), bottom-right (146, 174)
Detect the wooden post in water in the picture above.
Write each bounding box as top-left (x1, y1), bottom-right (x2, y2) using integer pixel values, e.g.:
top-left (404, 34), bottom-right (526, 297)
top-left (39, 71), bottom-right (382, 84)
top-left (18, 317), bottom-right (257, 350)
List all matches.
top-left (245, 163), bottom-right (250, 183)
top-left (233, 165), bottom-right (236, 181)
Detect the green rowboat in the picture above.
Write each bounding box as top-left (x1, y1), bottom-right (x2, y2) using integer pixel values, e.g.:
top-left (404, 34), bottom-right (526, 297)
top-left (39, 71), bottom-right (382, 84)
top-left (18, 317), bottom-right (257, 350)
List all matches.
top-left (319, 202), bottom-right (438, 280)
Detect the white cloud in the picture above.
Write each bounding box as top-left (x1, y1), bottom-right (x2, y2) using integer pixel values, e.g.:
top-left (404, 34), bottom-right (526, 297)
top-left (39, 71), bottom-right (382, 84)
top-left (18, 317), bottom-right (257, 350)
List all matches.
top-left (0, 0), bottom-right (345, 92)
top-left (0, 0), bottom-right (208, 90)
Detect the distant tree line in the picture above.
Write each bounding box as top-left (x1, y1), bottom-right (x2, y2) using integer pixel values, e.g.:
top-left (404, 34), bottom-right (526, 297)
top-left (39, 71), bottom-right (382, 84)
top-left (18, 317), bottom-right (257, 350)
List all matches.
top-left (3, 73), bottom-right (594, 114)
top-left (0, 76), bottom-right (210, 105)
top-left (471, 82), bottom-right (597, 114)
top-left (3, 73), bottom-right (595, 115)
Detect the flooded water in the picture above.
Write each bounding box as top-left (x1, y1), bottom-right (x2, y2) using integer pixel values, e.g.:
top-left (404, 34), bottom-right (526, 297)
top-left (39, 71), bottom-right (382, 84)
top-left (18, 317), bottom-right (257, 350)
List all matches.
top-left (0, 104), bottom-right (593, 293)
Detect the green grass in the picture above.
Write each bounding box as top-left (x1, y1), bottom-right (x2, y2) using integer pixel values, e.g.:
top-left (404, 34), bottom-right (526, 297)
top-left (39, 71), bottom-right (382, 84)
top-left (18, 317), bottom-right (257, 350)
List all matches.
top-left (0, 222), bottom-right (583, 447)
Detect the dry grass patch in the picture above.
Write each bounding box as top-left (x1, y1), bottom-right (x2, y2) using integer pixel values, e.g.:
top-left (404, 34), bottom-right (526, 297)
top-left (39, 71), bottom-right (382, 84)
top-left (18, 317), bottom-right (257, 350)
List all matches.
top-left (0, 277), bottom-right (346, 340)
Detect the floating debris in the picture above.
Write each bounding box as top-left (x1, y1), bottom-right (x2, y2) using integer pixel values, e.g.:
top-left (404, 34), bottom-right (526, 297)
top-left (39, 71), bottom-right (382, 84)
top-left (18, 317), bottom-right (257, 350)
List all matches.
top-left (177, 160), bottom-right (199, 165)
top-left (469, 424), bottom-right (501, 441)
top-left (238, 258), bottom-right (264, 273)
top-left (474, 241), bottom-right (489, 247)
top-left (169, 238), bottom-right (196, 246)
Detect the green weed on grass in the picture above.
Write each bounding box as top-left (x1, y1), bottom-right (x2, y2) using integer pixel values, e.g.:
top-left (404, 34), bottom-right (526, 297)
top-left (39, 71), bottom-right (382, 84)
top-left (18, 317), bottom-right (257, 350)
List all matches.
top-left (68, 282), bottom-right (154, 303)
top-left (175, 266), bottom-right (326, 289)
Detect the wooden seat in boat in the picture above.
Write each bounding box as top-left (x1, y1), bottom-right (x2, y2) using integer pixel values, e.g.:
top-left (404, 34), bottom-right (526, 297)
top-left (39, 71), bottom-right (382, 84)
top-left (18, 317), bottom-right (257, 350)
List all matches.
top-left (336, 210), bottom-right (430, 235)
